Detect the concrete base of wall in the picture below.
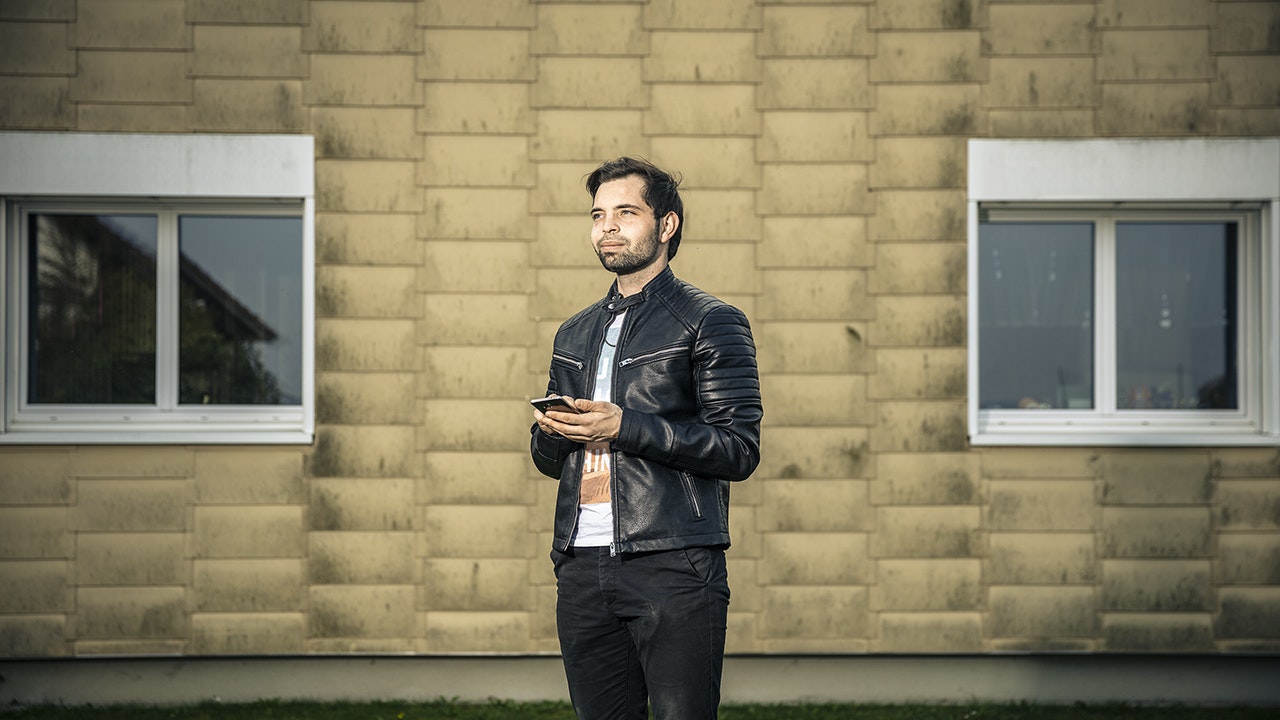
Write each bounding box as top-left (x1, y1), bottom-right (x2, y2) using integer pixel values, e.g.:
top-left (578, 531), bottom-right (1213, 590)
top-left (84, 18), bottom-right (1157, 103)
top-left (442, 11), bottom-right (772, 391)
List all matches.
top-left (3, 655), bottom-right (1278, 708)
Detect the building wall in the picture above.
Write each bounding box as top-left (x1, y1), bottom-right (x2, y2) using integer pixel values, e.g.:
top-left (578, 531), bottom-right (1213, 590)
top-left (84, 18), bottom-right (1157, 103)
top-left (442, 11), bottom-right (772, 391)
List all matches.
top-left (1, 0), bottom-right (1278, 658)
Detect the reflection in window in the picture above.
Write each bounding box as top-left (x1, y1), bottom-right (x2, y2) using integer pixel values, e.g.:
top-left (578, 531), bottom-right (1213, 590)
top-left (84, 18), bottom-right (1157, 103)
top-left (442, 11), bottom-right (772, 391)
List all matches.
top-left (978, 223), bottom-right (1094, 410)
top-left (27, 214), bottom-right (158, 405)
top-left (1116, 223), bottom-right (1237, 410)
top-left (179, 216), bottom-right (303, 406)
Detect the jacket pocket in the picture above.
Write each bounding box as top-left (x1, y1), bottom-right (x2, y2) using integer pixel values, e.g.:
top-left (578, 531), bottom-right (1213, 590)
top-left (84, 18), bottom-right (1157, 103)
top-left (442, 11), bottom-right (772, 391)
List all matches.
top-left (680, 471), bottom-right (704, 519)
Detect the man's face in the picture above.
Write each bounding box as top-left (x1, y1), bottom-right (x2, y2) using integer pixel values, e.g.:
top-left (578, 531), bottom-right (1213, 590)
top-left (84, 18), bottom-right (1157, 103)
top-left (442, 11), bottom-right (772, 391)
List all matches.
top-left (591, 175), bottom-right (666, 276)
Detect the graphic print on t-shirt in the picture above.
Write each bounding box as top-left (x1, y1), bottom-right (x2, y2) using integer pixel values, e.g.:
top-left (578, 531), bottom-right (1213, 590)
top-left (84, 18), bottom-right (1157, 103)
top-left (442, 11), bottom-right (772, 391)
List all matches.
top-left (578, 312), bottom-right (624, 506)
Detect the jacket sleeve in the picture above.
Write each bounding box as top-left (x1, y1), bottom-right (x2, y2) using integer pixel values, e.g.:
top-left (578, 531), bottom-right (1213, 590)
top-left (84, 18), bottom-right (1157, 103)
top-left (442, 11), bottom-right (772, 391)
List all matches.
top-left (530, 368), bottom-right (578, 479)
top-left (613, 305), bottom-right (763, 481)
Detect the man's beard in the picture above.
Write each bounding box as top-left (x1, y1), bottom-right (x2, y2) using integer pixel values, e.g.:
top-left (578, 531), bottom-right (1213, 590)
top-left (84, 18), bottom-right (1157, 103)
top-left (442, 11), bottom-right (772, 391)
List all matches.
top-left (595, 224), bottom-right (663, 275)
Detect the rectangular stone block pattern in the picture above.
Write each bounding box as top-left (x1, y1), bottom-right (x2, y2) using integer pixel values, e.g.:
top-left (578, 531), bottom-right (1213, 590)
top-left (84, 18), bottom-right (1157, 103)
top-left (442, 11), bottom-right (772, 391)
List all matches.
top-left (423, 347), bottom-right (527, 398)
top-left (646, 84), bottom-right (760, 135)
top-left (316, 318), bottom-right (417, 371)
top-left (424, 611), bottom-right (531, 653)
top-left (646, 32), bottom-right (759, 83)
top-left (307, 1), bottom-right (418, 53)
top-left (422, 505), bottom-right (531, 557)
top-left (76, 587), bottom-right (186, 639)
top-left (757, 479), bottom-right (870, 530)
top-left (1103, 614), bottom-right (1214, 652)
top-left (875, 612), bottom-right (983, 653)
top-left (421, 451), bottom-right (533, 505)
top-left (1215, 588), bottom-right (1280, 640)
top-left (76, 533), bottom-right (186, 586)
top-left (0, 508), bottom-right (70, 559)
top-left (1098, 451), bottom-right (1212, 505)
top-left (756, 427), bottom-right (871, 480)
top-left (309, 532), bottom-right (416, 585)
top-left (1102, 507), bottom-right (1211, 558)
top-left (313, 108), bottom-right (419, 160)
top-left (870, 189), bottom-right (966, 243)
top-left (1102, 559), bottom-right (1212, 612)
top-left (193, 450), bottom-right (305, 505)
top-left (191, 26), bottom-right (304, 77)
top-left (193, 506), bottom-right (305, 559)
top-left (1217, 534), bottom-right (1280, 585)
top-left (1, 21), bottom-right (75, 74)
top-left (871, 347), bottom-right (966, 402)
top-left (422, 134), bottom-right (530, 186)
top-left (987, 480), bottom-right (1095, 531)
top-left (871, 31), bottom-right (982, 82)
top-left (760, 533), bottom-right (870, 585)
top-left (531, 109), bottom-right (644, 161)
top-left (763, 375), bottom-right (869, 427)
top-left (988, 108), bottom-right (1095, 138)
top-left (985, 57), bottom-right (1096, 109)
top-left (1100, 30), bottom-right (1212, 81)
top-left (982, 448), bottom-right (1097, 479)
top-left (1098, 82), bottom-right (1212, 136)
top-left (71, 50), bottom-right (191, 103)
top-left (986, 4), bottom-right (1096, 55)
top-left (872, 84), bottom-right (980, 136)
top-left (421, 188), bottom-right (529, 239)
top-left (871, 401), bottom-right (968, 453)
top-left (193, 559), bottom-right (305, 612)
top-left (421, 82), bottom-right (532, 134)
top-left (187, 0), bottom-right (306, 24)
top-left (761, 5), bottom-right (871, 56)
top-left (422, 29), bottom-right (532, 81)
top-left (679, 189), bottom-right (762, 241)
top-left (318, 212), bottom-right (418, 265)
top-left (759, 164), bottom-right (870, 216)
top-left (759, 58), bottom-right (872, 109)
top-left (871, 559), bottom-right (982, 611)
top-left (0, 77), bottom-right (74, 128)
top-left (987, 532), bottom-right (1096, 585)
top-left (423, 242), bottom-right (535, 295)
top-left (755, 321), bottom-right (874, 375)
top-left (872, 0), bottom-right (980, 30)
top-left (192, 613), bottom-right (305, 654)
top-left (309, 477), bottom-right (415, 532)
top-left (873, 453), bottom-right (980, 505)
top-left (0, 616), bottom-right (67, 657)
top-left (872, 137), bottom-right (967, 189)
top-left (318, 159), bottom-right (418, 213)
top-left (424, 294), bottom-right (533, 346)
top-left (758, 268), bottom-right (869, 321)
top-left (871, 242), bottom-right (965, 295)
top-left (0, 452), bottom-right (72, 504)
top-left (645, 0), bottom-right (761, 30)
top-left (310, 426), bottom-right (416, 477)
top-left (421, 558), bottom-right (531, 610)
top-left (759, 111), bottom-right (872, 163)
top-left (1213, 2), bottom-right (1280, 53)
top-left (316, 372), bottom-right (418, 426)
top-left (1215, 56), bottom-right (1280, 107)
top-left (0, 1), bottom-right (74, 21)
top-left (306, 54), bottom-right (418, 105)
top-left (74, 479), bottom-right (187, 532)
top-left (532, 4), bottom-right (645, 55)
top-left (760, 216), bottom-right (869, 269)
top-left (73, 0), bottom-right (186, 49)
top-left (1098, 0), bottom-right (1211, 27)
top-left (420, 399), bottom-right (531, 452)
top-left (760, 586), bottom-right (868, 640)
top-left (309, 585), bottom-right (416, 639)
top-left (0, 560), bottom-right (69, 613)
top-left (873, 506), bottom-right (981, 558)
top-left (989, 586), bottom-right (1098, 638)
top-left (533, 57), bottom-right (644, 108)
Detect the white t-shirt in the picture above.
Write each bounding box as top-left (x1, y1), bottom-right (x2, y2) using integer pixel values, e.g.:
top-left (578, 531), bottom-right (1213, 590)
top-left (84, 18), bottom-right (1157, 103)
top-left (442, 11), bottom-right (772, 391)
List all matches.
top-left (572, 312), bottom-right (625, 547)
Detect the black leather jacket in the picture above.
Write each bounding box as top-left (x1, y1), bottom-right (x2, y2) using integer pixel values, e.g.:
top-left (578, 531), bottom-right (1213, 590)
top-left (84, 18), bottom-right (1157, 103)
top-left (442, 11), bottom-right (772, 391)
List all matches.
top-left (531, 268), bottom-right (763, 554)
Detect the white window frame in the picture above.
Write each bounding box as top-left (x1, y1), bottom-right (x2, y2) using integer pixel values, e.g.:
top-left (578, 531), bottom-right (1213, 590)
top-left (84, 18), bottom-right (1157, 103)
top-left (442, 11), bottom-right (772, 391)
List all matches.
top-left (0, 132), bottom-right (315, 444)
top-left (967, 138), bottom-right (1280, 446)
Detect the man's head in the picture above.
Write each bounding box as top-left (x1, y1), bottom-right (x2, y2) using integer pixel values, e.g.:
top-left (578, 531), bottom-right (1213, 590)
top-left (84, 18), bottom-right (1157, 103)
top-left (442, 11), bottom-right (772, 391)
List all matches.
top-left (586, 157), bottom-right (683, 260)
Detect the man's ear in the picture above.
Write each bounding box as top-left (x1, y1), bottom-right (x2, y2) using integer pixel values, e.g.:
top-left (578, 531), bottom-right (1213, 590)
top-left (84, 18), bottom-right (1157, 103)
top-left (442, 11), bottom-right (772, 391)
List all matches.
top-left (659, 211), bottom-right (679, 244)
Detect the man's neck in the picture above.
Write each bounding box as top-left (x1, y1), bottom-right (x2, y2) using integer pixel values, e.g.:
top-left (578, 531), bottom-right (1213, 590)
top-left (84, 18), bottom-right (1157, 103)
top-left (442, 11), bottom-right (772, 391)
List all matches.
top-left (615, 258), bottom-right (668, 297)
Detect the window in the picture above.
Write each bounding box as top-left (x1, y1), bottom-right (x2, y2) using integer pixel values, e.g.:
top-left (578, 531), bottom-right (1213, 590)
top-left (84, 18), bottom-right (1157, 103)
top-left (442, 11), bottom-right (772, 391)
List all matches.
top-left (968, 139), bottom-right (1280, 446)
top-left (0, 133), bottom-right (314, 444)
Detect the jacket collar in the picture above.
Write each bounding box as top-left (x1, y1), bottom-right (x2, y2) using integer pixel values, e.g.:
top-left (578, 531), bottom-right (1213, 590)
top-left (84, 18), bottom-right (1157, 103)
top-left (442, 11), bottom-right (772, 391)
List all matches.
top-left (605, 266), bottom-right (675, 312)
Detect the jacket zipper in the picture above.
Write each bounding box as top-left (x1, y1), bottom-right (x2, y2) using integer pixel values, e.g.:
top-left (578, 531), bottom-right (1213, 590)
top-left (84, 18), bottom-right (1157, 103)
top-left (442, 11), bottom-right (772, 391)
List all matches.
top-left (617, 345), bottom-right (685, 368)
top-left (608, 308), bottom-right (634, 558)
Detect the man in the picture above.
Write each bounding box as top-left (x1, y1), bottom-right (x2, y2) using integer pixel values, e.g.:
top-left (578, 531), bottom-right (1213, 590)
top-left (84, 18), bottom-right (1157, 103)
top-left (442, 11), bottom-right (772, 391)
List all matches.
top-left (530, 156), bottom-right (763, 720)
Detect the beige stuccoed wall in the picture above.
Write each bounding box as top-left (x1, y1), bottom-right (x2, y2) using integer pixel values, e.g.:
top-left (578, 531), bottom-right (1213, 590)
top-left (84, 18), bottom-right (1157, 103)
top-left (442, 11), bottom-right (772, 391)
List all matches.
top-left (0, 0), bottom-right (1278, 660)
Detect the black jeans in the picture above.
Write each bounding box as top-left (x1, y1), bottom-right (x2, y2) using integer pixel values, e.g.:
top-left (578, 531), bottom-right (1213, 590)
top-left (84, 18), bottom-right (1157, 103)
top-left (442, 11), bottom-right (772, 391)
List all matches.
top-left (552, 545), bottom-right (730, 720)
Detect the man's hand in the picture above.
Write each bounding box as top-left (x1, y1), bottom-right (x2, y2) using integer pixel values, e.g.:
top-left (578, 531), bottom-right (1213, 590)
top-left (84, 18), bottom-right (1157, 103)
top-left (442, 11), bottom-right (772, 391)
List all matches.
top-left (533, 396), bottom-right (622, 443)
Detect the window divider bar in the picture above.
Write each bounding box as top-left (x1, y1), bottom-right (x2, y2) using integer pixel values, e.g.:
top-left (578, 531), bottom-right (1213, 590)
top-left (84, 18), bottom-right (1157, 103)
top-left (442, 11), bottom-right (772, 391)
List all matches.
top-left (155, 211), bottom-right (179, 411)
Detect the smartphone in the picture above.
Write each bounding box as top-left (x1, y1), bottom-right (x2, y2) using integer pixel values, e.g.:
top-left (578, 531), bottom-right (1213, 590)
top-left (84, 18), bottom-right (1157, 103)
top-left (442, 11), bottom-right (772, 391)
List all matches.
top-left (530, 395), bottom-right (582, 413)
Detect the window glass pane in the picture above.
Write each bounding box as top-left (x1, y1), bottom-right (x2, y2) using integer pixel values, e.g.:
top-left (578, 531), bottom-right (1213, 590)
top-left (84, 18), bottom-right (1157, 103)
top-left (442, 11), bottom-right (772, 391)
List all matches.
top-left (979, 222), bottom-right (1094, 409)
top-left (178, 216), bottom-right (303, 405)
top-left (27, 214), bottom-right (158, 404)
top-left (1116, 222), bottom-right (1237, 410)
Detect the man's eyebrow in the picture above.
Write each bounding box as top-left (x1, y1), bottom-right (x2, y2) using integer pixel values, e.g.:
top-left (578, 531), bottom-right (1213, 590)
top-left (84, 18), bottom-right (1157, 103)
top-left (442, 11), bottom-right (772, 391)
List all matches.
top-left (590, 202), bottom-right (646, 215)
